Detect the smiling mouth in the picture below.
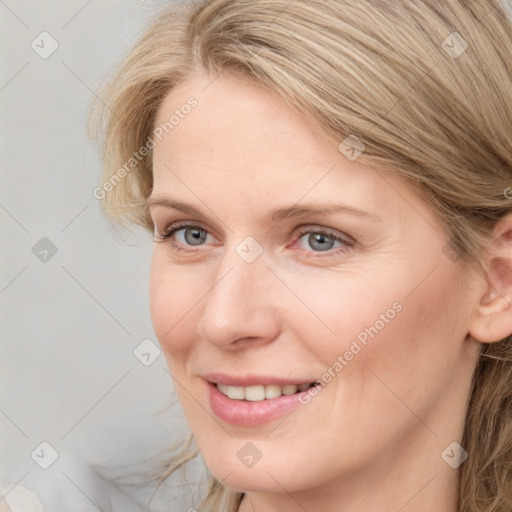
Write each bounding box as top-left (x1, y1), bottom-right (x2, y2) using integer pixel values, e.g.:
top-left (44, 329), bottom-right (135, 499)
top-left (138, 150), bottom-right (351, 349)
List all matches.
top-left (214, 382), bottom-right (319, 401)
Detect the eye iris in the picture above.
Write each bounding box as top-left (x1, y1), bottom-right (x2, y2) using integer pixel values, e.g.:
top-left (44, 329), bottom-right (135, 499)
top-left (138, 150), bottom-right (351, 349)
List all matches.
top-left (176, 229), bottom-right (340, 250)
top-left (184, 227), bottom-right (207, 245)
top-left (308, 233), bottom-right (335, 251)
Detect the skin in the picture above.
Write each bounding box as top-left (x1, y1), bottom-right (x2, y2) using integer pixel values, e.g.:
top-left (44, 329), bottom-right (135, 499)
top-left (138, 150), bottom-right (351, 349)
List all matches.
top-left (147, 68), bottom-right (511, 512)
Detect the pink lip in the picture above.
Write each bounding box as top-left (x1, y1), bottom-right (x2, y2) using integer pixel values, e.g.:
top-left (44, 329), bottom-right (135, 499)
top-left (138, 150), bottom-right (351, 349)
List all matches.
top-left (202, 372), bottom-right (317, 387)
top-left (206, 380), bottom-right (306, 426)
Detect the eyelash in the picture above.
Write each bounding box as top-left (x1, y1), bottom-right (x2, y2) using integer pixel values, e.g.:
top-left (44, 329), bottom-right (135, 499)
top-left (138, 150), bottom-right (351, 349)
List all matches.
top-left (154, 220), bottom-right (353, 257)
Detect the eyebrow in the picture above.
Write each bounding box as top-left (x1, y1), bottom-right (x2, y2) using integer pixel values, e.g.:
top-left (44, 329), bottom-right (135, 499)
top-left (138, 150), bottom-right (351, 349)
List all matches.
top-left (145, 196), bottom-right (380, 223)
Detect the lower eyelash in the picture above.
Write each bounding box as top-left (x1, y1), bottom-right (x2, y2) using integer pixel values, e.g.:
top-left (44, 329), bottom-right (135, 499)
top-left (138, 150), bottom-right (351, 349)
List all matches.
top-left (294, 229), bottom-right (352, 256)
top-left (153, 223), bottom-right (209, 254)
top-left (154, 223), bottom-right (353, 255)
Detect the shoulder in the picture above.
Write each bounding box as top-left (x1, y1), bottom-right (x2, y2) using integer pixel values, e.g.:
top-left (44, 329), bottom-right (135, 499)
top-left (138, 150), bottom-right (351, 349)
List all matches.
top-left (0, 484), bottom-right (44, 512)
top-left (2, 450), bottom-right (145, 512)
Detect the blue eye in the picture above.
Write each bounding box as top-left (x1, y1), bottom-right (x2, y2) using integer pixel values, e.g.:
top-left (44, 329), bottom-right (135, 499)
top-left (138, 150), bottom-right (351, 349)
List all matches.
top-left (295, 229), bottom-right (349, 254)
top-left (175, 226), bottom-right (208, 246)
top-left (154, 222), bottom-right (352, 256)
top-left (154, 222), bottom-right (211, 251)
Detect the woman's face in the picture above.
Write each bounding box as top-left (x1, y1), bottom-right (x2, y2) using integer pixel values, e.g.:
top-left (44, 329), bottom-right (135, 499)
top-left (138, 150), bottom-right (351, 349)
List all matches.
top-left (148, 70), bottom-right (481, 501)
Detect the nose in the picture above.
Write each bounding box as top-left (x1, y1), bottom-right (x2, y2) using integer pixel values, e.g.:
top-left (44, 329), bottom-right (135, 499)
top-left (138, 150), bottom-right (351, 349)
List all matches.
top-left (196, 245), bottom-right (281, 349)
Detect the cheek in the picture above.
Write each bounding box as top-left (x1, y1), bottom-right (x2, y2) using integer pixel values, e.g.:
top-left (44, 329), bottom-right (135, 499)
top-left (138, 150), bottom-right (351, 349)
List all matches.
top-left (289, 261), bottom-right (465, 399)
top-left (333, 265), bottom-right (468, 424)
top-left (149, 253), bottom-right (204, 355)
top-left (281, 269), bottom-right (407, 362)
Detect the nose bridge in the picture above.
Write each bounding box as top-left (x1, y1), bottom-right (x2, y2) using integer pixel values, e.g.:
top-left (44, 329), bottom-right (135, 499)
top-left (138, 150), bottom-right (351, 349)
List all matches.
top-left (196, 240), bottom-right (278, 346)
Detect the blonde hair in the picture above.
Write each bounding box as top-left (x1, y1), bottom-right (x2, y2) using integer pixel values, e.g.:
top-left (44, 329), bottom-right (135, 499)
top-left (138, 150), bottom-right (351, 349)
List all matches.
top-left (89, 1), bottom-right (512, 510)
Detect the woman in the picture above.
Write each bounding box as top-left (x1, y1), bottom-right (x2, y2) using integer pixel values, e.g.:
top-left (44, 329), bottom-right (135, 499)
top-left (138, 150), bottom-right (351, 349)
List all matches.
top-left (90, 0), bottom-right (512, 511)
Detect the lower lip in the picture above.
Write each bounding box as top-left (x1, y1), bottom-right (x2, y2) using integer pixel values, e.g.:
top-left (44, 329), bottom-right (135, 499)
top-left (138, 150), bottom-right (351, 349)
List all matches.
top-left (207, 380), bottom-right (305, 426)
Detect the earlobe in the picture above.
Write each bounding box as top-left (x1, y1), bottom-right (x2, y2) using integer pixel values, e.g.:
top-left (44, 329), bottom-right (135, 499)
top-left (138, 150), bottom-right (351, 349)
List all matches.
top-left (468, 214), bottom-right (512, 343)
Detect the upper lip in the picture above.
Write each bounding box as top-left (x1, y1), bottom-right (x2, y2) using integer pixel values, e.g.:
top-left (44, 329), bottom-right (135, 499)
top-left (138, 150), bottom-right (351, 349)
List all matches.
top-left (202, 373), bottom-right (317, 387)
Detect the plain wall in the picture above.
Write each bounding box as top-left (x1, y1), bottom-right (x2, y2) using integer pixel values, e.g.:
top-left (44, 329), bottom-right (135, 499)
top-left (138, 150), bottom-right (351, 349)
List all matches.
top-left (0, 1), bottom-right (206, 510)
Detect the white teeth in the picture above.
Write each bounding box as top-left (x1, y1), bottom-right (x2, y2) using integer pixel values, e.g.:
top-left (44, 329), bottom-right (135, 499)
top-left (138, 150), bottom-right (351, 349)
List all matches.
top-left (265, 384), bottom-right (282, 399)
top-left (282, 384), bottom-right (298, 395)
top-left (226, 385), bottom-right (245, 400)
top-left (244, 385), bottom-right (266, 401)
top-left (217, 382), bottom-right (312, 401)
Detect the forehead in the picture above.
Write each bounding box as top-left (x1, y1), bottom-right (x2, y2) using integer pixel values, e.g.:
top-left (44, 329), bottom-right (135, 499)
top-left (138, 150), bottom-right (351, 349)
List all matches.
top-left (150, 71), bottom-right (433, 229)
top-left (153, 71), bottom-right (333, 170)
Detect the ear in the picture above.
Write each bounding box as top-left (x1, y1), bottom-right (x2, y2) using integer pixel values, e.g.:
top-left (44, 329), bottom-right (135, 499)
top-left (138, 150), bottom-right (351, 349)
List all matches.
top-left (469, 212), bottom-right (512, 343)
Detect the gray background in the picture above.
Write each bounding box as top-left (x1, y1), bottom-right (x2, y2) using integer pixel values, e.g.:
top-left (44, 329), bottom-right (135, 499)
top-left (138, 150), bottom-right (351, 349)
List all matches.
top-left (0, 1), bottom-right (205, 510)
top-left (4, 1), bottom-right (511, 511)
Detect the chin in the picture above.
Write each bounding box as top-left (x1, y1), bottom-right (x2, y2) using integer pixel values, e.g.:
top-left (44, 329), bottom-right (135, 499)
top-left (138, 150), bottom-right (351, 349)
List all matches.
top-left (198, 440), bottom-right (317, 494)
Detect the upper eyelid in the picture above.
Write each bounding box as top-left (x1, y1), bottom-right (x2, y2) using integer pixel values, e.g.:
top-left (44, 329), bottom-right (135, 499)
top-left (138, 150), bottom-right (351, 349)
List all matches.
top-left (158, 221), bottom-right (352, 245)
top-left (295, 226), bottom-right (353, 241)
top-left (158, 220), bottom-right (215, 238)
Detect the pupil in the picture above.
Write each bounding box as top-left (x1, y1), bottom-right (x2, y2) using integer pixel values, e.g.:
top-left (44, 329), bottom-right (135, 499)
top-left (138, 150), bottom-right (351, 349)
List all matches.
top-left (310, 233), bottom-right (334, 251)
top-left (186, 228), bottom-right (206, 245)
